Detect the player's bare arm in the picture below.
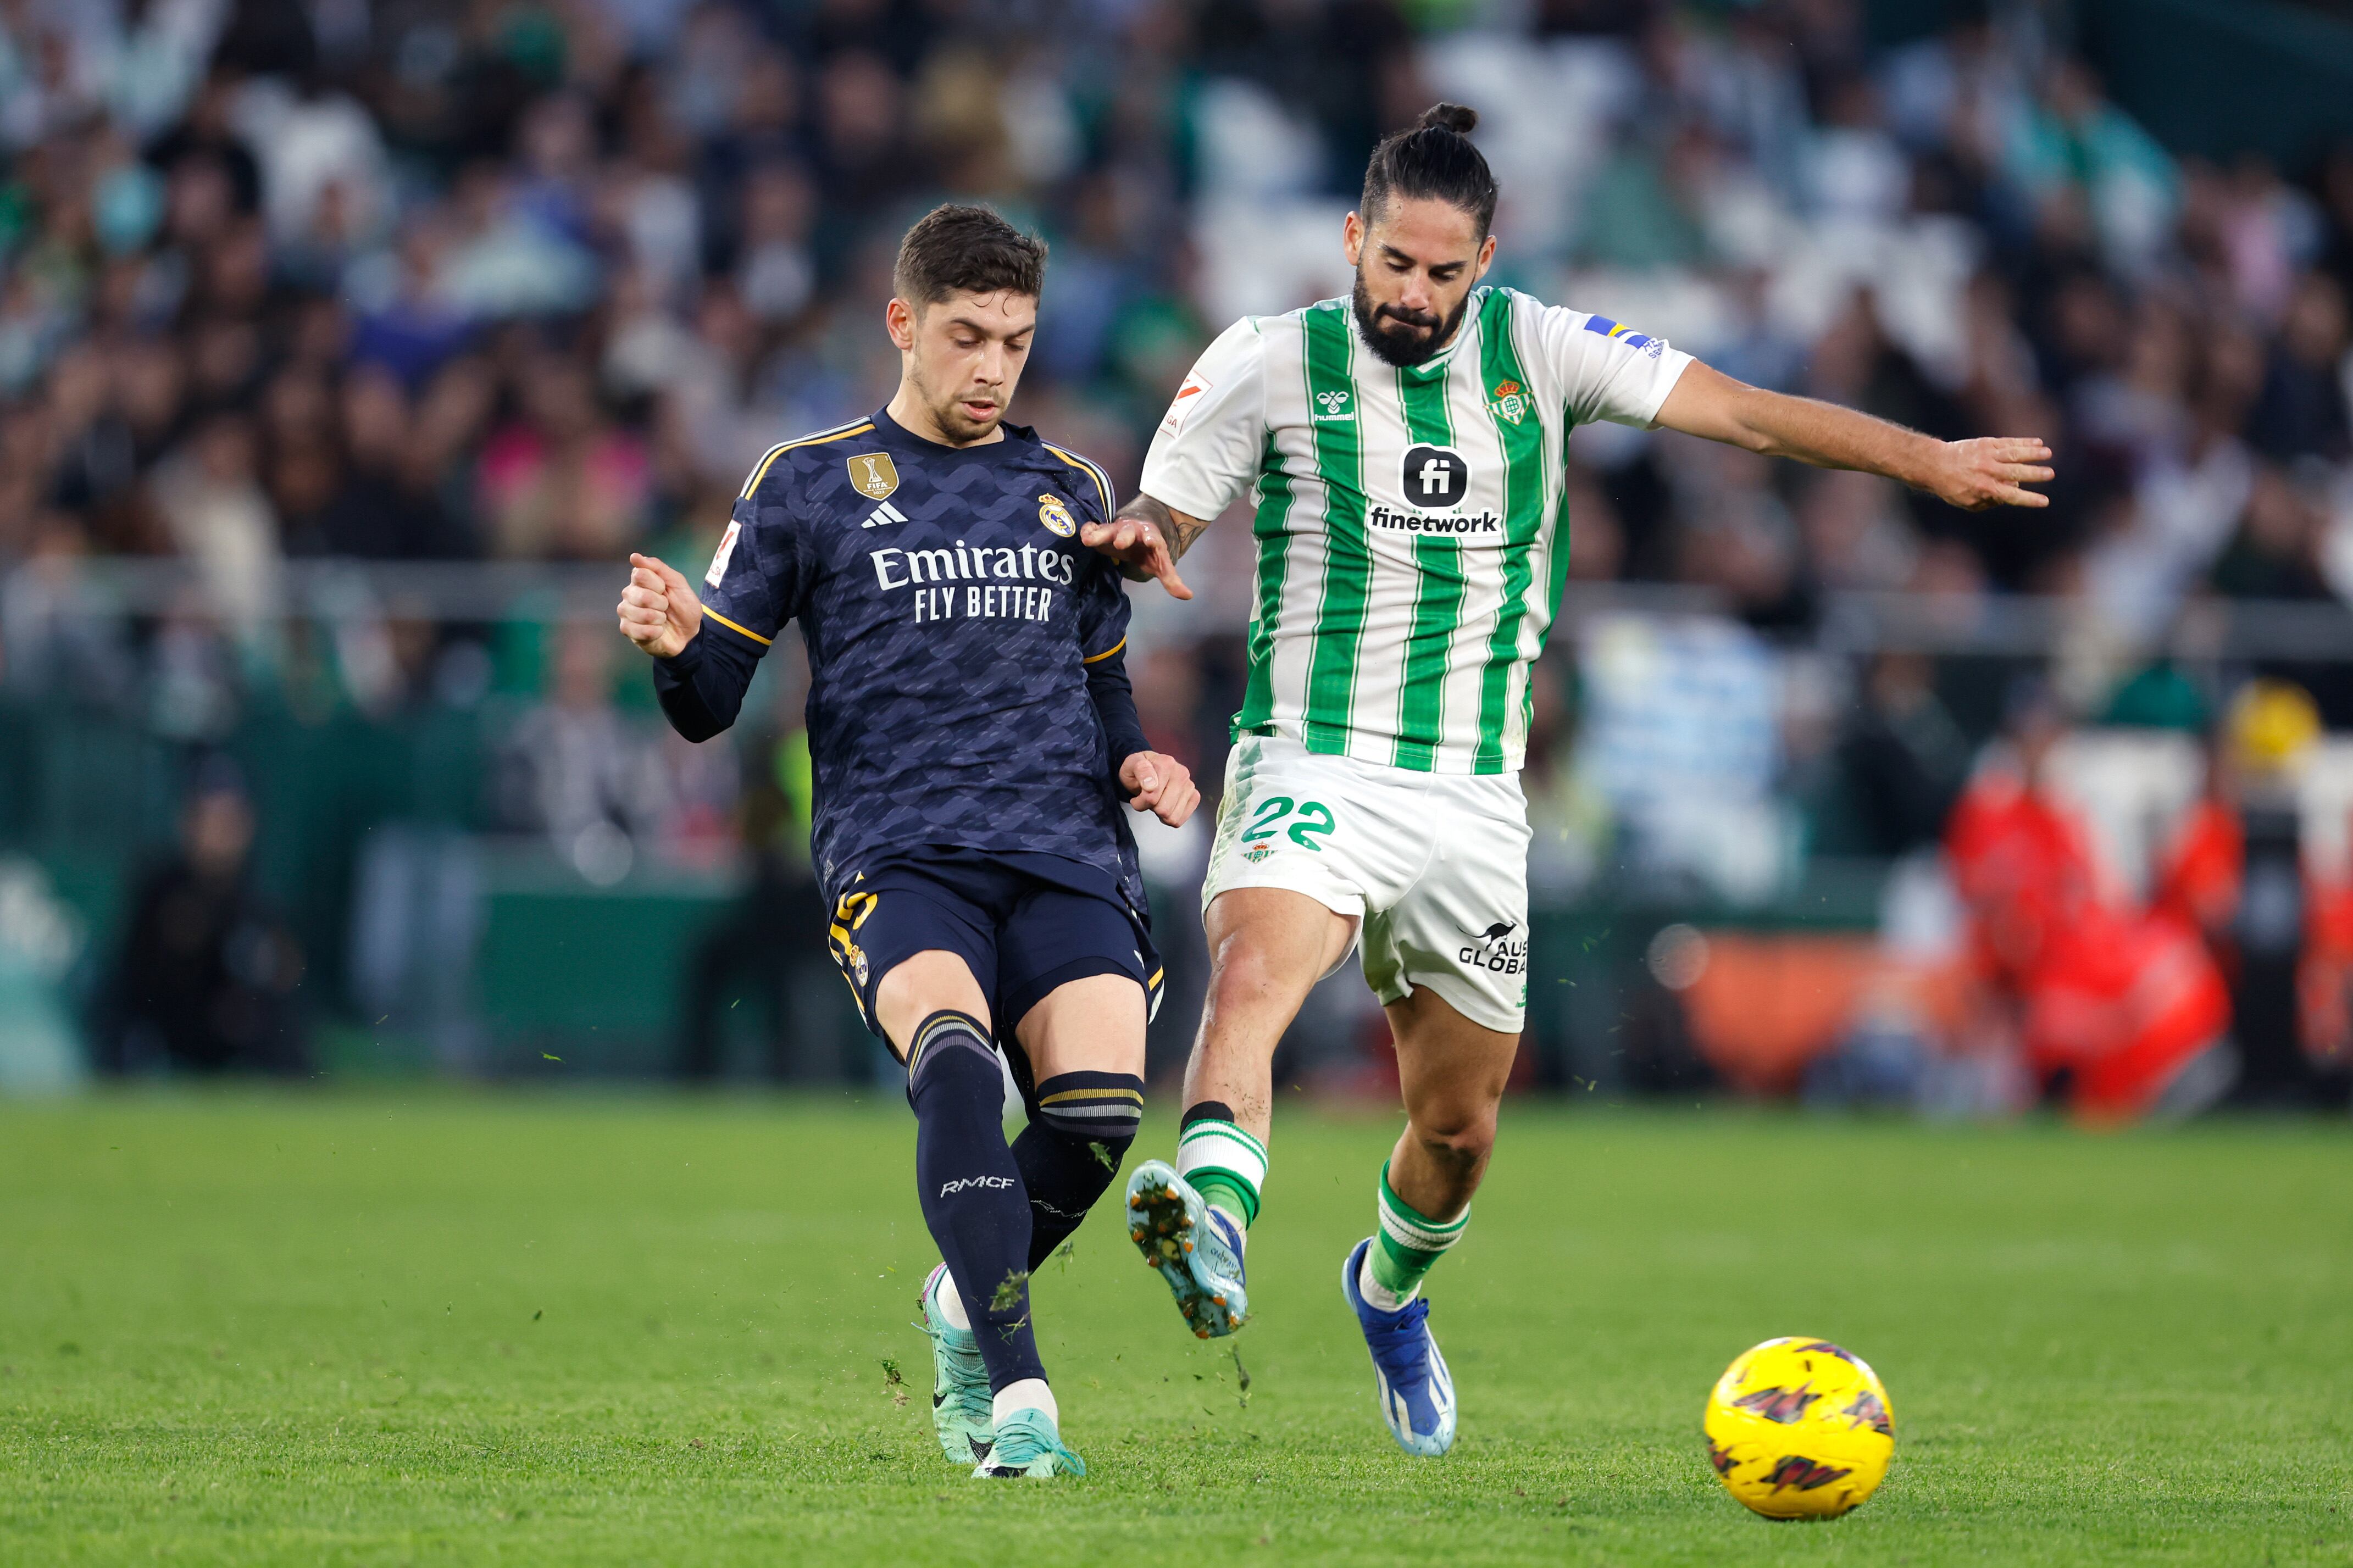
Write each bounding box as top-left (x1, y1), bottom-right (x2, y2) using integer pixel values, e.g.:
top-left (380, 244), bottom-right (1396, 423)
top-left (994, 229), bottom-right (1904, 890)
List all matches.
top-left (1653, 361), bottom-right (2054, 511)
top-left (615, 552), bottom-right (701, 658)
top-left (1080, 493), bottom-right (1202, 600)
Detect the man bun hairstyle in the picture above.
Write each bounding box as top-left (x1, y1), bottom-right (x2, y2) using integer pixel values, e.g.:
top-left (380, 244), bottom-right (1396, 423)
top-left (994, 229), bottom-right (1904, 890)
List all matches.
top-left (893, 203), bottom-right (1048, 308)
top-left (1361, 102), bottom-right (1499, 238)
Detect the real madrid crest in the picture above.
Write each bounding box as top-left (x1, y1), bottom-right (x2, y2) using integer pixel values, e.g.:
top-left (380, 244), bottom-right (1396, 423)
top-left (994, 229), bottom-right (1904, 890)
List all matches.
top-left (847, 452), bottom-right (900, 501)
top-left (1037, 493), bottom-right (1077, 537)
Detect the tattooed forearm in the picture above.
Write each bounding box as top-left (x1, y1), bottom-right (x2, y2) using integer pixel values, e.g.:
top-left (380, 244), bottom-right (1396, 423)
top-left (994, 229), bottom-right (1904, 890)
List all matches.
top-left (1169, 512), bottom-right (1209, 560)
top-left (1118, 493), bottom-right (1211, 560)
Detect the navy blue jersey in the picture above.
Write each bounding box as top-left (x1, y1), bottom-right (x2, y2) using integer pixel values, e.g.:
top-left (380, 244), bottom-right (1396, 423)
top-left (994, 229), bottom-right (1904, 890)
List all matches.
top-left (652, 409), bottom-right (1148, 908)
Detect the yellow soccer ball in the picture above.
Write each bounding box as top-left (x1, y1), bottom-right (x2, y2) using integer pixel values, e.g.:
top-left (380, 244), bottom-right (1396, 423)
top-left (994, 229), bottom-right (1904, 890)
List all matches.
top-left (1703, 1336), bottom-right (1895, 1520)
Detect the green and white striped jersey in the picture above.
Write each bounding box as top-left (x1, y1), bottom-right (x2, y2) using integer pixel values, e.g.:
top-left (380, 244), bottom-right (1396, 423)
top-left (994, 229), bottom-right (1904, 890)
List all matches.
top-left (1141, 286), bottom-right (1691, 775)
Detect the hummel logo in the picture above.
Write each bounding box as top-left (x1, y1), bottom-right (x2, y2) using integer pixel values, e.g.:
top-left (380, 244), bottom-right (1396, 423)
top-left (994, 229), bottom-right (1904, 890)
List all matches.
top-left (1314, 389), bottom-right (1352, 419)
top-left (862, 501), bottom-right (909, 529)
top-left (939, 1175), bottom-right (1017, 1197)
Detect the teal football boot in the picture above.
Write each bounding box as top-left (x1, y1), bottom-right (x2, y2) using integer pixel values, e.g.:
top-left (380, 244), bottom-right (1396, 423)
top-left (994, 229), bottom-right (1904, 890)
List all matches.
top-left (915, 1263), bottom-right (994, 1466)
top-left (975, 1408), bottom-right (1086, 1478)
top-left (1124, 1160), bottom-right (1248, 1338)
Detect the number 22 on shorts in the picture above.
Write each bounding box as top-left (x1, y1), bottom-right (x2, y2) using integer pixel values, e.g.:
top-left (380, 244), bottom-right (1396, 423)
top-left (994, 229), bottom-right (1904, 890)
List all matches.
top-left (1240, 795), bottom-right (1336, 850)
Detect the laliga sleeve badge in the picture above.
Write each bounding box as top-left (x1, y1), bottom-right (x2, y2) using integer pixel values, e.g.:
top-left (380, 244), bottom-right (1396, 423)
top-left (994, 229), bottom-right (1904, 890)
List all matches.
top-left (705, 519), bottom-right (741, 586)
top-left (847, 452), bottom-right (900, 501)
top-left (1038, 493), bottom-right (1077, 537)
top-left (1160, 368), bottom-right (1212, 435)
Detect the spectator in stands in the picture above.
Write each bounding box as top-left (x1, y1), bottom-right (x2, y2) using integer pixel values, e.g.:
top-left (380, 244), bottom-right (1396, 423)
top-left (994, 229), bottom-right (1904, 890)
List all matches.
top-left (95, 755), bottom-right (308, 1075)
top-left (676, 724), bottom-right (831, 1082)
top-left (496, 618), bottom-right (673, 876)
top-left (1819, 650), bottom-right (1969, 858)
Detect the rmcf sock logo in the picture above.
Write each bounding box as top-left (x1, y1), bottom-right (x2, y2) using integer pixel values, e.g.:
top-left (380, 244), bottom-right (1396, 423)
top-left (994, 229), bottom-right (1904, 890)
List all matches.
top-left (940, 1175), bottom-right (1017, 1197)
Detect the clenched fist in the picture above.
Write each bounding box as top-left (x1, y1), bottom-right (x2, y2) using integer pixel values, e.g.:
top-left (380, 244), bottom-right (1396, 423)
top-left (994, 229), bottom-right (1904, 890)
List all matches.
top-left (617, 553), bottom-right (702, 659)
top-left (1119, 750), bottom-right (1200, 828)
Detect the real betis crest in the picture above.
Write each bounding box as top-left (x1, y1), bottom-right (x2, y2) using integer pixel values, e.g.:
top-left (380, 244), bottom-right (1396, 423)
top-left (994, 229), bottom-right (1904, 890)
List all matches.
top-left (1488, 379), bottom-right (1527, 426)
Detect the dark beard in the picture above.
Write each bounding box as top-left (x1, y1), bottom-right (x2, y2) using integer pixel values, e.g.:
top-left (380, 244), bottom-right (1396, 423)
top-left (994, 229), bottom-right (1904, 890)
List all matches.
top-left (1351, 273), bottom-right (1470, 368)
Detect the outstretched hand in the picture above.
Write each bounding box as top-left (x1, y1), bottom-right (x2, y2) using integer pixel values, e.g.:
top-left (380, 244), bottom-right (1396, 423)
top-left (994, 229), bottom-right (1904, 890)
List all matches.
top-left (1924, 437), bottom-right (2055, 511)
top-left (1119, 750), bottom-right (1200, 828)
top-left (616, 552), bottom-right (702, 659)
top-left (1081, 515), bottom-right (1193, 601)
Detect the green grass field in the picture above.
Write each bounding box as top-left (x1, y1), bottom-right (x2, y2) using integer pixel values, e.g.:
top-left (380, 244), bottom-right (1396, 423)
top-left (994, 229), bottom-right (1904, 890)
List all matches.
top-left (2, 1093), bottom-right (2349, 1565)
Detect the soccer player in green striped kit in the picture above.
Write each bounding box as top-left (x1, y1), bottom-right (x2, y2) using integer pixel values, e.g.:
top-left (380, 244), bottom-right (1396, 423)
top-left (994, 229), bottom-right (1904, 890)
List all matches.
top-left (1084, 102), bottom-right (2056, 1455)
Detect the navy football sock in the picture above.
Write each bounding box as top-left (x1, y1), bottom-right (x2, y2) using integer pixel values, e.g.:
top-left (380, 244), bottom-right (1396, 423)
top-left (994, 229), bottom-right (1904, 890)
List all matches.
top-left (1014, 1071), bottom-right (1144, 1269)
top-left (906, 1011), bottom-right (1043, 1393)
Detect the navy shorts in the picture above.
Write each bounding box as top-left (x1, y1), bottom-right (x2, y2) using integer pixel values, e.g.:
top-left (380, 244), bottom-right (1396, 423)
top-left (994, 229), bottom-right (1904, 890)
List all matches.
top-left (826, 848), bottom-right (1163, 1052)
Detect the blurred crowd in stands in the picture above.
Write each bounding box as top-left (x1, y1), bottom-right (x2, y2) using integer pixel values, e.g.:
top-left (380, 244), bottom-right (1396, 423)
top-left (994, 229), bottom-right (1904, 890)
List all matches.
top-left (0, 0), bottom-right (2345, 681)
top-left (2, 0), bottom-right (2352, 1106)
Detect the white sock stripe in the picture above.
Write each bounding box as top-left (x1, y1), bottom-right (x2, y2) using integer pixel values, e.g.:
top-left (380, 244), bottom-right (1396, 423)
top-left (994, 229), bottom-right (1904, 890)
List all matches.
top-left (1175, 1123), bottom-right (1267, 1191)
top-left (1039, 1100), bottom-right (1143, 1121)
top-left (1378, 1200), bottom-right (1469, 1254)
top-left (907, 1011), bottom-right (992, 1081)
top-left (1178, 1119), bottom-right (1267, 1161)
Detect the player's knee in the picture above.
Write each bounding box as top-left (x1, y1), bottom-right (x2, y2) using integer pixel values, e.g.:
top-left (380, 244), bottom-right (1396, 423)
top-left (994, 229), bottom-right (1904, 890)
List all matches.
top-left (1409, 1105), bottom-right (1496, 1173)
top-left (1203, 936), bottom-right (1298, 1020)
top-left (875, 952), bottom-right (989, 1047)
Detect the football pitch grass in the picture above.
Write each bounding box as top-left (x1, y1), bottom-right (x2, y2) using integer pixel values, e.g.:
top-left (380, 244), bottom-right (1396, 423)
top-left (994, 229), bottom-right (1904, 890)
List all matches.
top-left (2, 1094), bottom-right (2348, 1565)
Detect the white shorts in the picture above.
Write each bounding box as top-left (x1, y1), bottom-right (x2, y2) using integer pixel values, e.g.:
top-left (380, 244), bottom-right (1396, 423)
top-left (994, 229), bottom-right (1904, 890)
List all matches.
top-left (1201, 735), bottom-right (1531, 1033)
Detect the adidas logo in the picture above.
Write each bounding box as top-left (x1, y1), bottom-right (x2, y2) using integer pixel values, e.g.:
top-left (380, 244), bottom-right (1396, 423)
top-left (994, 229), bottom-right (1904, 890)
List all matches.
top-left (861, 501), bottom-right (908, 529)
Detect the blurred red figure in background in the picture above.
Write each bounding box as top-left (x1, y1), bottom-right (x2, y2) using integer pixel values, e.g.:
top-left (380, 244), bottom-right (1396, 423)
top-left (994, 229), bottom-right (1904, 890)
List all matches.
top-left (2296, 875), bottom-right (2353, 1070)
top-left (2156, 682), bottom-right (2353, 1085)
top-left (2155, 781), bottom-right (2244, 975)
top-left (1947, 686), bottom-right (2232, 1120)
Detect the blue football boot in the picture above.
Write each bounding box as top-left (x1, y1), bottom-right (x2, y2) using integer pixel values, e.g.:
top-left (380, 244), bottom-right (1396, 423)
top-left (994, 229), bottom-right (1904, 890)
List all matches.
top-left (1125, 1160), bottom-right (1248, 1338)
top-left (1341, 1237), bottom-right (1456, 1456)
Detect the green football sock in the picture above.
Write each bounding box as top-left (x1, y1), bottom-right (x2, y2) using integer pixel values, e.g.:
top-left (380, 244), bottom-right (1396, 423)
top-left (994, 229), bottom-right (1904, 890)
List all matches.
top-left (1366, 1161), bottom-right (1469, 1308)
top-left (1191, 1171), bottom-right (1257, 1227)
top-left (1176, 1113), bottom-right (1266, 1228)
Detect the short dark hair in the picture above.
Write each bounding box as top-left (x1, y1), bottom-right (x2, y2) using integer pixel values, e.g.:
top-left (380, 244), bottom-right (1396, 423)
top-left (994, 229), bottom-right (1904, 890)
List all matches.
top-left (892, 204), bottom-right (1048, 308)
top-left (1361, 103), bottom-right (1499, 238)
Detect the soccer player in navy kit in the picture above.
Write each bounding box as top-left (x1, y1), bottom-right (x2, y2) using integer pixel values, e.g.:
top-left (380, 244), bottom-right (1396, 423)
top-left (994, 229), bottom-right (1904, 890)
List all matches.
top-left (615, 205), bottom-right (1199, 1480)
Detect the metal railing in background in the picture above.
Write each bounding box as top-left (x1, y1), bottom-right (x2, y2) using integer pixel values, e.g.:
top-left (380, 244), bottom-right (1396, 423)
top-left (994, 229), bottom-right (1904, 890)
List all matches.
top-left (10, 557), bottom-right (2353, 661)
top-left (4, 558), bottom-right (631, 626)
